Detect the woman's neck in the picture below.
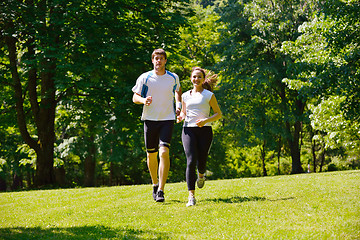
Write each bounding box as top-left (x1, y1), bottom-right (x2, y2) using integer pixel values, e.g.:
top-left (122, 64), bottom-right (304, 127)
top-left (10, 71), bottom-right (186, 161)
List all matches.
top-left (192, 86), bottom-right (204, 93)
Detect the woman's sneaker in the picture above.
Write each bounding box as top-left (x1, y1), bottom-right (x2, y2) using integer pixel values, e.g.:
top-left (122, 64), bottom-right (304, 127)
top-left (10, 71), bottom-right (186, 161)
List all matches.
top-left (186, 196), bottom-right (196, 207)
top-left (197, 176), bottom-right (206, 188)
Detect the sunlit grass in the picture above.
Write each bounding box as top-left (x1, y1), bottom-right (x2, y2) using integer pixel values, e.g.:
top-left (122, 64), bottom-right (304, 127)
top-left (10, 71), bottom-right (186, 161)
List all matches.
top-left (1, 170), bottom-right (359, 239)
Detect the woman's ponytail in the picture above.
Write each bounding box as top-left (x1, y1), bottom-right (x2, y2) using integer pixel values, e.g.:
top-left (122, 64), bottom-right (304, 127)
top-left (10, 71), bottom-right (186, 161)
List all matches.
top-left (191, 67), bottom-right (218, 92)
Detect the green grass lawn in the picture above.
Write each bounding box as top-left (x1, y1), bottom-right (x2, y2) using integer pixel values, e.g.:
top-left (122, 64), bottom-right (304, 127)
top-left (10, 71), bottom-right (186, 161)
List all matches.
top-left (1, 170), bottom-right (359, 239)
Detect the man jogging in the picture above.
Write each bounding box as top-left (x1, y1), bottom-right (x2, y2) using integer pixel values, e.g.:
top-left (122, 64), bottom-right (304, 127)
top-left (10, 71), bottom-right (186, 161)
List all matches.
top-left (132, 49), bottom-right (182, 202)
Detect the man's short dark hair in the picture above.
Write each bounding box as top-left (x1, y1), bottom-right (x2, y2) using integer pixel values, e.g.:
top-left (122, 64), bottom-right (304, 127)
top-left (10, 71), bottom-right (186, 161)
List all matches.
top-left (152, 49), bottom-right (167, 59)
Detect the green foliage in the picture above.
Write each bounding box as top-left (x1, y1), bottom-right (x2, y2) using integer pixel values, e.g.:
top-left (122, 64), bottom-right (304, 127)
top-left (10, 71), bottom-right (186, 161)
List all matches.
top-left (224, 144), bottom-right (293, 177)
top-left (309, 96), bottom-right (360, 168)
top-left (281, 1), bottom-right (360, 121)
top-left (1, 0), bottom-right (359, 189)
top-left (170, 0), bottom-right (222, 82)
top-left (1, 0), bottom-right (191, 187)
top-left (0, 125), bottom-right (32, 190)
top-left (322, 0), bottom-right (360, 121)
top-left (281, 0), bottom-right (360, 172)
top-left (167, 0), bottom-right (227, 183)
top-left (213, 0), bottom-right (321, 174)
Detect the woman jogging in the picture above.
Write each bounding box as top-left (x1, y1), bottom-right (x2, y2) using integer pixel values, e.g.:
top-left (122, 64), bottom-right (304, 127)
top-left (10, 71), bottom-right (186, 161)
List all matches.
top-left (177, 67), bottom-right (222, 207)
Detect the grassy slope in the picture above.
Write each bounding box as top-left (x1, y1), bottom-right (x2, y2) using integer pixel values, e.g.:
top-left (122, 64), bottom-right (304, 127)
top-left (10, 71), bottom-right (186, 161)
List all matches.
top-left (0, 170), bottom-right (359, 239)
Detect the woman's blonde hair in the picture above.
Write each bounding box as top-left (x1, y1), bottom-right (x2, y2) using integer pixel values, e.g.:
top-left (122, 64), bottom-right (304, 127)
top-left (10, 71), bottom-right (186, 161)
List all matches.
top-left (191, 67), bottom-right (218, 92)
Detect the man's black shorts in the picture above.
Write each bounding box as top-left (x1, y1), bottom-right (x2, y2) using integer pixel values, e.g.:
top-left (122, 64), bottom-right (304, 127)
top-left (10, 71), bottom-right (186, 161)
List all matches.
top-left (144, 120), bottom-right (174, 153)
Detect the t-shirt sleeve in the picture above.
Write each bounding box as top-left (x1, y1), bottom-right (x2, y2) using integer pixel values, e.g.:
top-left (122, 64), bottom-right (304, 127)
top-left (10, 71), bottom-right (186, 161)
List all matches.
top-left (132, 73), bottom-right (145, 94)
top-left (206, 91), bottom-right (214, 102)
top-left (181, 91), bottom-right (188, 103)
top-left (175, 75), bottom-right (181, 92)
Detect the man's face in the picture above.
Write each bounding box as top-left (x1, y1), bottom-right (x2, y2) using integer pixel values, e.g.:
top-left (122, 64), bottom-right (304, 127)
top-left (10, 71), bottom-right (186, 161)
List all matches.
top-left (152, 54), bottom-right (167, 71)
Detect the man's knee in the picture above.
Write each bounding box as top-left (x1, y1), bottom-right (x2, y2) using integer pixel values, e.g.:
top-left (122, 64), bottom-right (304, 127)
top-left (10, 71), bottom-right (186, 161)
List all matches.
top-left (159, 140), bottom-right (170, 149)
top-left (159, 146), bottom-right (170, 159)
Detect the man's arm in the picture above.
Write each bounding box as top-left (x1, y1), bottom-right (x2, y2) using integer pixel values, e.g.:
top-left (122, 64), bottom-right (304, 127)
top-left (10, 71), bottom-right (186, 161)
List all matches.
top-left (133, 93), bottom-right (152, 106)
top-left (175, 87), bottom-right (182, 116)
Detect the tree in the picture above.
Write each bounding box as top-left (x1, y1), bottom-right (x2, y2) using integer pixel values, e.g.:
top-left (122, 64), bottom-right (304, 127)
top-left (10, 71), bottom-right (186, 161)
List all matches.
top-left (1, 0), bottom-right (190, 187)
top-left (171, 1), bottom-right (221, 80)
top-left (281, 0), bottom-right (360, 171)
top-left (321, 0), bottom-right (360, 122)
top-left (166, 1), bottom-right (230, 181)
top-left (214, 0), bottom-right (318, 174)
top-left (282, 0), bottom-right (360, 122)
top-left (309, 96), bottom-right (360, 170)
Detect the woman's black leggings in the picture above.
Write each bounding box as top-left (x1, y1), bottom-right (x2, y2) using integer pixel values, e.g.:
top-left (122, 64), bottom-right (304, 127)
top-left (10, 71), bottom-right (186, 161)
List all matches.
top-left (182, 126), bottom-right (213, 191)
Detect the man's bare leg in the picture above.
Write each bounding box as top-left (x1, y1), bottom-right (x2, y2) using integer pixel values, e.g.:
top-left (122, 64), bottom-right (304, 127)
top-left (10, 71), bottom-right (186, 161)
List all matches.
top-left (158, 146), bottom-right (170, 191)
top-left (147, 152), bottom-right (159, 185)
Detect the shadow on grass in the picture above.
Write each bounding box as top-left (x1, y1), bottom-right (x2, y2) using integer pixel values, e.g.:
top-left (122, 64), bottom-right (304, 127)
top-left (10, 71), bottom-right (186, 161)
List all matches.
top-left (0, 225), bottom-right (170, 240)
top-left (204, 196), bottom-right (295, 204)
top-left (204, 195), bottom-right (267, 204)
top-left (163, 199), bottom-right (182, 204)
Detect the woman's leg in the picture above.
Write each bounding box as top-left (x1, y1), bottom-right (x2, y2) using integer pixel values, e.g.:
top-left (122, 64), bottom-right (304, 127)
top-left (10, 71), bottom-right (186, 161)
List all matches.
top-left (197, 127), bottom-right (213, 175)
top-left (182, 127), bottom-right (198, 191)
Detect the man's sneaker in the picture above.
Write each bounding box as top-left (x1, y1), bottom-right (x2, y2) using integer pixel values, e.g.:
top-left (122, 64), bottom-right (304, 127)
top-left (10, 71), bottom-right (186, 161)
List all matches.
top-left (186, 196), bottom-right (196, 207)
top-left (155, 190), bottom-right (165, 202)
top-left (197, 176), bottom-right (206, 188)
top-left (152, 185), bottom-right (159, 201)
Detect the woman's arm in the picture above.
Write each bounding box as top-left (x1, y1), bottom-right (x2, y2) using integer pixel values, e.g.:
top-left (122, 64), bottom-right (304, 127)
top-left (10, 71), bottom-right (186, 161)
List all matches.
top-left (196, 94), bottom-right (222, 127)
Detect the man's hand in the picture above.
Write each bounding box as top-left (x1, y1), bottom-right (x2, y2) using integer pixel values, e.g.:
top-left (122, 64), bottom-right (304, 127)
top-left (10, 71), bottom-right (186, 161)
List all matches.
top-left (144, 96), bottom-right (152, 106)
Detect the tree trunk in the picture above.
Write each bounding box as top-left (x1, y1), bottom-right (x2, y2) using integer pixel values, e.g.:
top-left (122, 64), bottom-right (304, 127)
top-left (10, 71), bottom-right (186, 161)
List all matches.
top-left (311, 139), bottom-right (317, 173)
top-left (55, 166), bottom-right (66, 187)
top-left (6, 32), bottom-right (57, 187)
top-left (309, 128), bottom-right (317, 173)
top-left (35, 154), bottom-right (54, 186)
top-left (260, 142), bottom-right (267, 176)
top-left (84, 135), bottom-right (97, 187)
top-left (279, 78), bottom-right (305, 175)
top-left (12, 173), bottom-right (23, 190)
top-left (286, 120), bottom-right (304, 174)
top-left (109, 162), bottom-right (114, 186)
top-left (26, 171), bottom-right (32, 187)
top-left (34, 55), bottom-right (57, 186)
top-left (34, 118), bottom-right (56, 186)
top-left (277, 137), bottom-right (282, 175)
top-left (0, 177), bottom-right (6, 191)
top-left (319, 142), bottom-right (326, 172)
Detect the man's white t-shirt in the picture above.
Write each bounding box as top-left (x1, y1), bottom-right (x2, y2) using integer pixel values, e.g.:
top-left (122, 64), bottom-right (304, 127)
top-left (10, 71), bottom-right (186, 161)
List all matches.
top-left (132, 70), bottom-right (180, 121)
top-left (182, 89), bottom-right (213, 127)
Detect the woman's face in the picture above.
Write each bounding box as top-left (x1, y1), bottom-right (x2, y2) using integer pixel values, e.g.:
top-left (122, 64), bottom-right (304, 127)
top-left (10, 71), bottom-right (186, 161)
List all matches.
top-left (191, 70), bottom-right (205, 87)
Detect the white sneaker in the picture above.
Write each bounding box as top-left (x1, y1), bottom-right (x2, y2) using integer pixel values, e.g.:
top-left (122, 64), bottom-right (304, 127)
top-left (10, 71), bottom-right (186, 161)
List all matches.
top-left (186, 196), bottom-right (196, 207)
top-left (197, 176), bottom-right (206, 188)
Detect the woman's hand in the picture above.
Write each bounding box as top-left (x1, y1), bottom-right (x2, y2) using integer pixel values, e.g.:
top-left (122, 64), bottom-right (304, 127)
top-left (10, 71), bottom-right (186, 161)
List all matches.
top-left (177, 115), bottom-right (184, 123)
top-left (195, 119), bottom-right (207, 127)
